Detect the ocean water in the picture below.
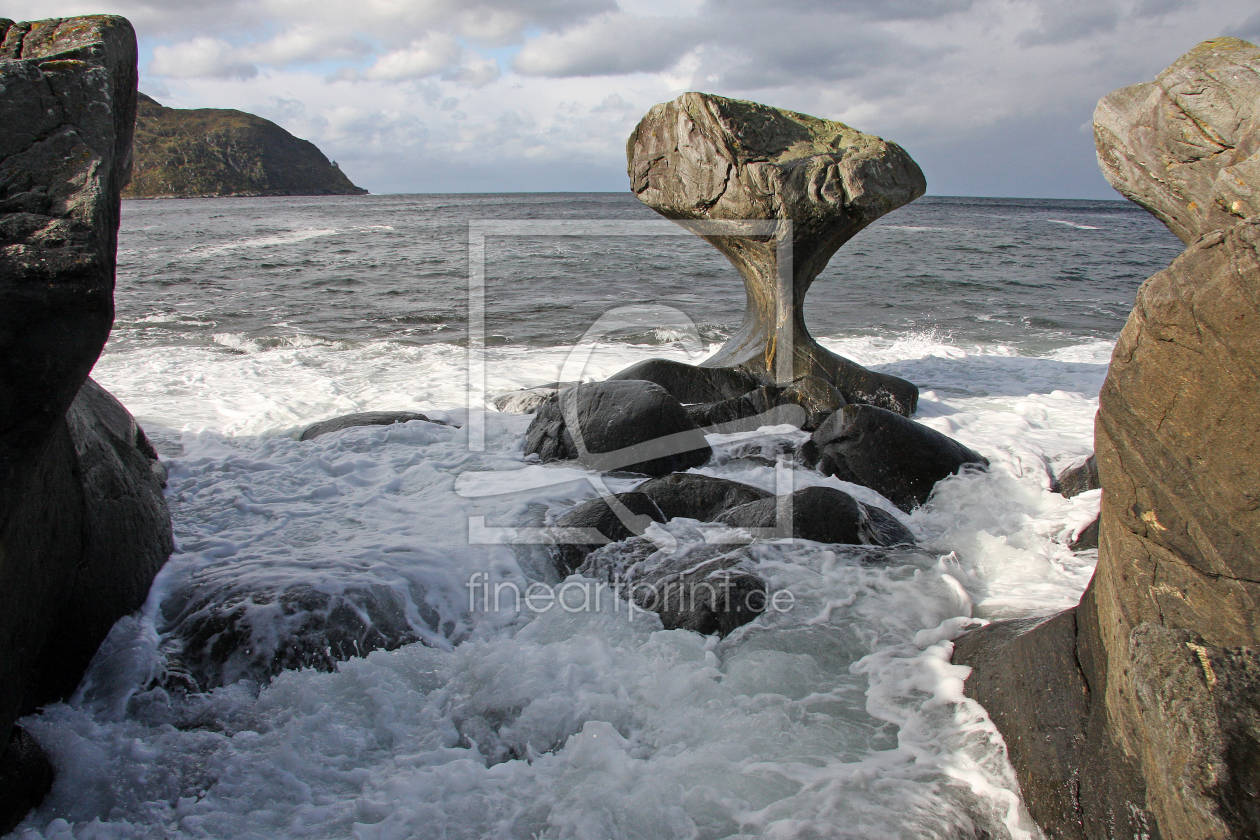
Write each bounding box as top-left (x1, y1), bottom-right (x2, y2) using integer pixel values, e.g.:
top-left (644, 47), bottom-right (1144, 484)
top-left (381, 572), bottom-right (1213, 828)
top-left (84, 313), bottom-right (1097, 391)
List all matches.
top-left (15, 193), bottom-right (1182, 839)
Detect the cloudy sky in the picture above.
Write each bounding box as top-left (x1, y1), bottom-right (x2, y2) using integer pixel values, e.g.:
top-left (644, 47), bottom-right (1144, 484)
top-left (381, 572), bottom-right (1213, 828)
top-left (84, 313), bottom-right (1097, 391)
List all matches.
top-left (11, 0), bottom-right (1260, 196)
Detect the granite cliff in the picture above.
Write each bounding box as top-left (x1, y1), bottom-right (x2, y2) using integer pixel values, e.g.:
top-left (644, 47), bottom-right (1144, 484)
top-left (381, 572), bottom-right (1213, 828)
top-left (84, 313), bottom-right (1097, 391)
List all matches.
top-left (123, 93), bottom-right (367, 198)
top-left (0, 15), bottom-right (172, 832)
top-left (954, 38), bottom-right (1260, 840)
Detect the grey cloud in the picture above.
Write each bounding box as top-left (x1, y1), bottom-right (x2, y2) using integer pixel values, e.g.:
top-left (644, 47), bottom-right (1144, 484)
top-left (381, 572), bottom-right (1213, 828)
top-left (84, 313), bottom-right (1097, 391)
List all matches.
top-left (1226, 10), bottom-right (1260, 42)
top-left (513, 13), bottom-right (700, 76)
top-left (1017, 1), bottom-right (1122, 47)
top-left (701, 0), bottom-right (974, 21)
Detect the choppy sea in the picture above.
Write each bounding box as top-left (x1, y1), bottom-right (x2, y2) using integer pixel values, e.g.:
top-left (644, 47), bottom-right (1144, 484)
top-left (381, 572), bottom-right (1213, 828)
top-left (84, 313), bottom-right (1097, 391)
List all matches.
top-left (15, 193), bottom-right (1183, 839)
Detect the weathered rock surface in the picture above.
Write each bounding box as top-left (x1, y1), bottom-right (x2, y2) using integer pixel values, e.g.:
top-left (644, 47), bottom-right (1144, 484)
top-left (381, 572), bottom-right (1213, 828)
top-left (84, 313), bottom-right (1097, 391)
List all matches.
top-left (579, 538), bottom-right (766, 636)
top-left (299, 410), bottom-right (436, 441)
top-left (958, 38), bottom-right (1260, 840)
top-left (123, 93), bottom-right (368, 198)
top-left (801, 404), bottom-right (987, 512)
top-left (1095, 38), bottom-right (1260, 244)
top-left (525, 380), bottom-right (711, 476)
top-left (715, 485), bottom-right (915, 547)
top-left (0, 16), bottom-right (164, 831)
top-left (627, 93), bottom-right (923, 414)
top-left (607, 358), bottom-right (760, 404)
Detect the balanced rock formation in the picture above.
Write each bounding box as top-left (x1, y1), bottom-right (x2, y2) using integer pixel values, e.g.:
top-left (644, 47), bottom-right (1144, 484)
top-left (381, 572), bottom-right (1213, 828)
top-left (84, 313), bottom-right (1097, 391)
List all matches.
top-left (0, 16), bottom-right (173, 831)
top-left (955, 39), bottom-right (1260, 840)
top-left (123, 93), bottom-right (367, 198)
top-left (622, 93), bottom-right (924, 415)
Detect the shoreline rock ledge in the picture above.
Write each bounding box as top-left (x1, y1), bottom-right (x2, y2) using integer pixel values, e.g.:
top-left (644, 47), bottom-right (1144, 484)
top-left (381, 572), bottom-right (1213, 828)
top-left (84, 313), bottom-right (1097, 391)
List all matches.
top-left (617, 93), bottom-right (924, 416)
top-left (954, 38), bottom-right (1260, 840)
top-left (1, 16), bottom-right (173, 832)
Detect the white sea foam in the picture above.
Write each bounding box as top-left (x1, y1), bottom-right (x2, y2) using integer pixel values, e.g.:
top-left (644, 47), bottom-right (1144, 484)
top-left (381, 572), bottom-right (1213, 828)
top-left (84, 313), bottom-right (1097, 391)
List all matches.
top-left (15, 333), bottom-right (1105, 839)
top-left (186, 227), bottom-right (343, 256)
top-left (1047, 220), bottom-right (1101, 230)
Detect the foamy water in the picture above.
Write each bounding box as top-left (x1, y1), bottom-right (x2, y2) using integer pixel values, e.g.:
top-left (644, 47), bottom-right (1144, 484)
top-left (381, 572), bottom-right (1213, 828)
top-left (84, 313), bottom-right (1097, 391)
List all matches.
top-left (10, 193), bottom-right (1178, 840)
top-left (10, 329), bottom-right (1109, 840)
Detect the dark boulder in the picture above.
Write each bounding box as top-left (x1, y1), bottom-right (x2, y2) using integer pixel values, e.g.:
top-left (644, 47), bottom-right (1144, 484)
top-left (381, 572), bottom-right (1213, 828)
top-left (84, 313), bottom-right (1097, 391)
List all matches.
top-left (1070, 517), bottom-right (1100, 551)
top-left (716, 485), bottom-right (915, 546)
top-left (685, 375), bottom-right (845, 433)
top-left (579, 538), bottom-right (766, 637)
top-left (525, 380), bottom-right (711, 476)
top-left (549, 491), bottom-right (666, 573)
top-left (801, 404), bottom-right (987, 512)
top-left (299, 410), bottom-right (437, 441)
top-left (0, 726), bottom-right (55, 835)
top-left (1054, 454), bottom-right (1100, 498)
top-left (607, 358), bottom-right (759, 405)
top-left (633, 473), bottom-right (770, 522)
top-left (0, 16), bottom-right (160, 832)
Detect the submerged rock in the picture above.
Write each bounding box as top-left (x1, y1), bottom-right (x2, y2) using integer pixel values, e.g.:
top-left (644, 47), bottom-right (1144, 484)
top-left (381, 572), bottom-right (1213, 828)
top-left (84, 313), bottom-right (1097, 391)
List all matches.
top-left (299, 410), bottom-right (436, 441)
top-left (958, 38), bottom-right (1260, 840)
top-left (801, 404), bottom-right (987, 512)
top-left (158, 575), bottom-right (441, 691)
top-left (525, 380), bottom-right (711, 476)
top-left (626, 92), bottom-right (923, 415)
top-left (579, 538), bottom-right (766, 637)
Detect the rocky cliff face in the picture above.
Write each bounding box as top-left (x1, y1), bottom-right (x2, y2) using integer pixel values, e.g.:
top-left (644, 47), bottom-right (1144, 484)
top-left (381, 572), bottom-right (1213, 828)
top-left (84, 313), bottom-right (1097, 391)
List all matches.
top-left (954, 38), bottom-right (1260, 840)
top-left (123, 93), bottom-right (367, 198)
top-left (0, 16), bottom-right (173, 833)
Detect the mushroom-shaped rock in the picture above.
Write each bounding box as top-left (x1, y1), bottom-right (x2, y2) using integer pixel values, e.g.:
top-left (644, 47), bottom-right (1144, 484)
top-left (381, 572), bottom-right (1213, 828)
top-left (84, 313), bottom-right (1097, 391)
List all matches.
top-left (625, 93), bottom-right (925, 415)
top-left (1095, 37), bottom-right (1260, 244)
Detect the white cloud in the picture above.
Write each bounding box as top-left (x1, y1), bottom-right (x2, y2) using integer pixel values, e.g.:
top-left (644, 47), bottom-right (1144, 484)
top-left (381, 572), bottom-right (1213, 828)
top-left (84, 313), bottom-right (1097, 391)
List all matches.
top-left (363, 34), bottom-right (463, 80)
top-left (10, 0), bottom-right (1260, 195)
top-left (149, 37), bottom-right (257, 79)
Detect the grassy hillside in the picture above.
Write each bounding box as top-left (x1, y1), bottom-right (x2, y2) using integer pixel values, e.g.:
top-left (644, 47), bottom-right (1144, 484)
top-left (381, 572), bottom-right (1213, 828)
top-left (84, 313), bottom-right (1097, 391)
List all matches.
top-left (123, 94), bottom-right (368, 198)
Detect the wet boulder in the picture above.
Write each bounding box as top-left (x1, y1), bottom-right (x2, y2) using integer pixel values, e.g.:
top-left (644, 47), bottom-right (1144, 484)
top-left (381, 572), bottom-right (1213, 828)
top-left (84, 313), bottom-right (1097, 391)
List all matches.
top-left (1054, 454), bottom-right (1100, 498)
top-left (300, 410), bottom-right (437, 441)
top-left (525, 380), bottom-right (711, 476)
top-left (686, 375), bottom-right (845, 433)
top-left (548, 491), bottom-right (666, 573)
top-left (607, 358), bottom-right (759, 405)
top-left (801, 404), bottom-right (987, 512)
top-left (633, 473), bottom-right (771, 522)
top-left (579, 538), bottom-right (766, 637)
top-left (716, 485), bottom-right (915, 547)
top-left (158, 573), bottom-right (443, 692)
top-left (491, 383), bottom-right (573, 415)
top-left (0, 726), bottom-right (55, 835)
